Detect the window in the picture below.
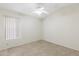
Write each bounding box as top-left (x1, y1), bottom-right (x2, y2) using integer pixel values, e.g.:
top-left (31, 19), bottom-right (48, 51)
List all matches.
top-left (5, 16), bottom-right (17, 40)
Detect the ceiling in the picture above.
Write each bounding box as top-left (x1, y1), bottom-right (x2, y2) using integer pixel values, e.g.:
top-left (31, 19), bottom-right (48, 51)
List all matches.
top-left (0, 3), bottom-right (72, 19)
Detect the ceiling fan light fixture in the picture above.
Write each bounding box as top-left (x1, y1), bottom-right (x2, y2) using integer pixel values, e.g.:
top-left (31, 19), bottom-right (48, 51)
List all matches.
top-left (32, 7), bottom-right (48, 16)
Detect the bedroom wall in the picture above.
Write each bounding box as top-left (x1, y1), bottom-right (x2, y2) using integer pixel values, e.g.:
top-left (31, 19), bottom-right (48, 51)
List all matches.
top-left (43, 4), bottom-right (79, 51)
top-left (0, 9), bottom-right (42, 50)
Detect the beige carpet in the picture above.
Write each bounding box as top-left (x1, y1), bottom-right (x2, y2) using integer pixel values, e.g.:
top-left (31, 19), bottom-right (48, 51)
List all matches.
top-left (0, 40), bottom-right (79, 56)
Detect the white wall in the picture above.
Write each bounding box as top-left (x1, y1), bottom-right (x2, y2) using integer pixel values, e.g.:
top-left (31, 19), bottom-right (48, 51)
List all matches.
top-left (43, 4), bottom-right (79, 51)
top-left (0, 9), bottom-right (42, 50)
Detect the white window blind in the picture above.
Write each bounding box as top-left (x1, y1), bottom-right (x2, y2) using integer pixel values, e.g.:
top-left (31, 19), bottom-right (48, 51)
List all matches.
top-left (5, 16), bottom-right (17, 40)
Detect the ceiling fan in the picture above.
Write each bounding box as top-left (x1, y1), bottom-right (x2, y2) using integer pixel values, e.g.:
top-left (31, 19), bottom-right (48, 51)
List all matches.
top-left (32, 3), bottom-right (48, 16)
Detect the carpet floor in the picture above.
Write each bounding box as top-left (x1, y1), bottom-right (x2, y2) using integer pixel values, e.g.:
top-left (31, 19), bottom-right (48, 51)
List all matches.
top-left (0, 40), bottom-right (79, 56)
